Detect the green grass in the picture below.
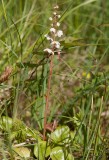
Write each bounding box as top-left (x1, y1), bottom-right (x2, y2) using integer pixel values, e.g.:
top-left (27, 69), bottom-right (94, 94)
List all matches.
top-left (0, 0), bottom-right (109, 159)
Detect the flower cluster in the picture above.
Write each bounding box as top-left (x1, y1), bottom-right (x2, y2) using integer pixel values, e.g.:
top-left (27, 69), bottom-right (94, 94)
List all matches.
top-left (44, 5), bottom-right (63, 56)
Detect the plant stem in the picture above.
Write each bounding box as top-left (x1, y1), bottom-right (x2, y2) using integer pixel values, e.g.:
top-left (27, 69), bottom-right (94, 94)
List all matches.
top-left (43, 54), bottom-right (54, 140)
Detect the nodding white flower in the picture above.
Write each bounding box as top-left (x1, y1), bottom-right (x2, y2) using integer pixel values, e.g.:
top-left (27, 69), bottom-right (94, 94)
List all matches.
top-left (51, 41), bottom-right (60, 49)
top-left (44, 34), bottom-right (48, 38)
top-left (56, 30), bottom-right (63, 37)
top-left (51, 41), bottom-right (60, 45)
top-left (56, 22), bottom-right (60, 27)
top-left (46, 36), bottom-right (53, 42)
top-left (44, 48), bottom-right (54, 54)
top-left (58, 15), bottom-right (61, 18)
top-left (54, 5), bottom-right (59, 9)
top-left (55, 43), bottom-right (60, 49)
top-left (50, 28), bottom-right (56, 33)
top-left (49, 17), bottom-right (53, 21)
top-left (53, 12), bottom-right (57, 15)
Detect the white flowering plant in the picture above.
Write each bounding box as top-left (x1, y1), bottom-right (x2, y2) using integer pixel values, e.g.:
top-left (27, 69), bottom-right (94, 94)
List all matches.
top-left (44, 5), bottom-right (63, 57)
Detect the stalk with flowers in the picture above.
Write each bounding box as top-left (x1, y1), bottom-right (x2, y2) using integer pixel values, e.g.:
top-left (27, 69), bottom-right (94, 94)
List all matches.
top-left (43, 5), bottom-right (63, 140)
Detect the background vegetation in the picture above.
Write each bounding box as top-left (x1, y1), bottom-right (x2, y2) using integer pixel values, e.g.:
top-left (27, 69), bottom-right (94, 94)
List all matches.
top-left (0, 0), bottom-right (109, 159)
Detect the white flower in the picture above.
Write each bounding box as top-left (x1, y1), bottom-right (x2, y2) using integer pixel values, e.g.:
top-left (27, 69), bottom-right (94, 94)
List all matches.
top-left (49, 17), bottom-right (53, 21)
top-left (46, 36), bottom-right (51, 40)
top-left (44, 34), bottom-right (48, 37)
top-left (58, 15), bottom-right (61, 18)
top-left (56, 22), bottom-right (60, 27)
top-left (54, 5), bottom-right (59, 9)
top-left (56, 30), bottom-right (63, 37)
top-left (46, 36), bottom-right (53, 42)
top-left (50, 28), bottom-right (56, 33)
top-left (53, 12), bottom-right (57, 15)
top-left (44, 48), bottom-right (54, 54)
top-left (51, 41), bottom-right (60, 45)
top-left (55, 43), bottom-right (60, 49)
top-left (44, 34), bottom-right (53, 41)
top-left (51, 41), bottom-right (60, 49)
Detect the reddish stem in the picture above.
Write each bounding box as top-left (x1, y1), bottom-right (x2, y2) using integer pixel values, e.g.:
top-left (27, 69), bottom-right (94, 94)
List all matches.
top-left (43, 54), bottom-right (54, 140)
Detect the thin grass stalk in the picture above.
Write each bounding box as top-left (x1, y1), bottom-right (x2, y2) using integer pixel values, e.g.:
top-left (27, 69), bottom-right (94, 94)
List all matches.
top-left (92, 96), bottom-right (103, 159)
top-left (85, 96), bottom-right (103, 160)
top-left (87, 95), bottom-right (94, 143)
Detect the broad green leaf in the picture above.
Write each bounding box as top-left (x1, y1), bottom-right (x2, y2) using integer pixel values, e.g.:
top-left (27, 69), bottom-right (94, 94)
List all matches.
top-left (50, 126), bottom-right (71, 146)
top-left (50, 147), bottom-right (74, 160)
top-left (34, 140), bottom-right (51, 159)
top-left (67, 153), bottom-right (74, 160)
top-left (13, 147), bottom-right (31, 158)
top-left (50, 147), bottom-right (64, 160)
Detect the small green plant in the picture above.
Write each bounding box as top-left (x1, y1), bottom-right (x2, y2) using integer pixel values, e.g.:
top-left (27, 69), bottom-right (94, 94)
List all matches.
top-left (0, 116), bottom-right (75, 159)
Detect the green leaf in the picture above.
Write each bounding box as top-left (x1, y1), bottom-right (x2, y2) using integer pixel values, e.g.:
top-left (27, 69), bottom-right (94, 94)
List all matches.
top-left (13, 147), bottom-right (31, 158)
top-left (34, 140), bottom-right (51, 159)
top-left (50, 126), bottom-right (71, 146)
top-left (50, 147), bottom-right (74, 160)
top-left (50, 147), bottom-right (64, 160)
top-left (67, 153), bottom-right (74, 160)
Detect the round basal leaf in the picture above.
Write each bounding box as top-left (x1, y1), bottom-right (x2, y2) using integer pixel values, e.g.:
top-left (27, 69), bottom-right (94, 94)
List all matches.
top-left (13, 147), bottom-right (31, 158)
top-left (50, 126), bottom-right (71, 145)
top-left (66, 153), bottom-right (74, 160)
top-left (50, 147), bottom-right (74, 160)
top-left (34, 140), bottom-right (51, 159)
top-left (50, 147), bottom-right (64, 160)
